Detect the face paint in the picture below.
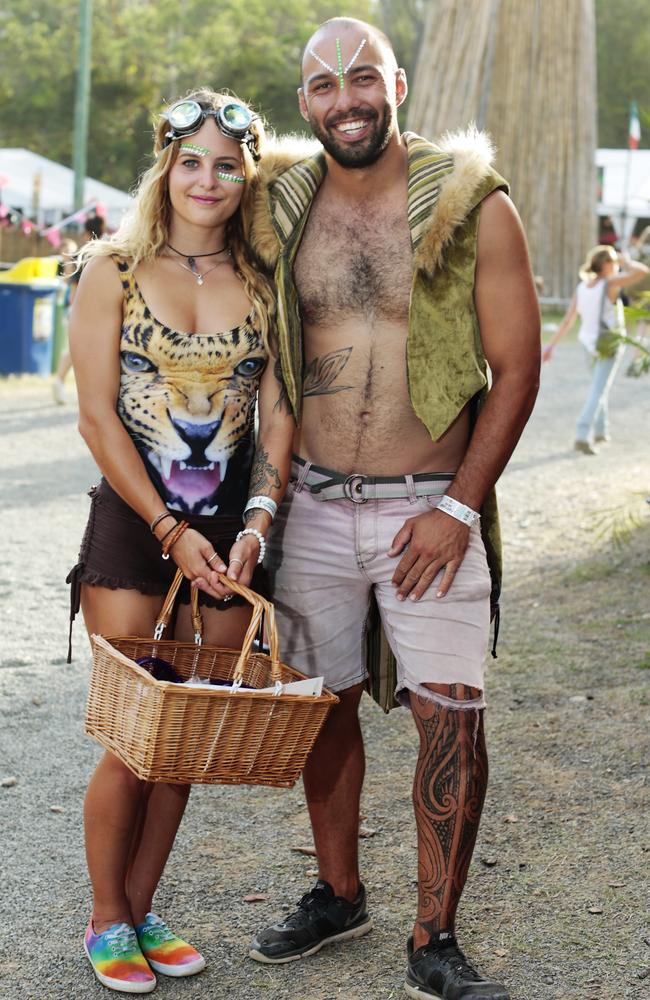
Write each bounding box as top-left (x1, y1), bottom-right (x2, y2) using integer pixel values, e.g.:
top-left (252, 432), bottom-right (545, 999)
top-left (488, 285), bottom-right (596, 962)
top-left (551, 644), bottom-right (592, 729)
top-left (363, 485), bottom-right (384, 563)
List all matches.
top-left (179, 142), bottom-right (211, 156)
top-left (335, 38), bottom-right (344, 89)
top-left (308, 37), bottom-right (367, 89)
top-left (217, 171), bottom-right (245, 185)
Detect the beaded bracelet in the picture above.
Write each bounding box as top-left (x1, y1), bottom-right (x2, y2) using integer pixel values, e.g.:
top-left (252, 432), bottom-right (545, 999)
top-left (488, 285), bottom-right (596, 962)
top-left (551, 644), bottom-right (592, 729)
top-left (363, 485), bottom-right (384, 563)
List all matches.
top-left (244, 495), bottom-right (278, 520)
top-left (235, 528), bottom-right (266, 565)
top-left (162, 520), bottom-right (189, 559)
top-left (150, 510), bottom-right (176, 534)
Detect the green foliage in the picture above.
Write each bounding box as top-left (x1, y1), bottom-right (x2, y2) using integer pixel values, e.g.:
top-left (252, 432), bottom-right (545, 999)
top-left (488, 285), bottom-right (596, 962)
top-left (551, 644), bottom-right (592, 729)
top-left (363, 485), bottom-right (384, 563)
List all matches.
top-left (595, 0), bottom-right (650, 148)
top-left (0, 0), bottom-right (375, 190)
top-left (593, 494), bottom-right (650, 552)
top-left (0, 0), bottom-right (647, 192)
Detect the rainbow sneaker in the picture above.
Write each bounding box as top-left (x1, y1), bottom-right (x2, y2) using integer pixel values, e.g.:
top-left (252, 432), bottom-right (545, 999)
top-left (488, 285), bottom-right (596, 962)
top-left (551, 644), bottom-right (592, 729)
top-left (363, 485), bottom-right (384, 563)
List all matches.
top-left (84, 921), bottom-right (156, 993)
top-left (135, 912), bottom-right (206, 977)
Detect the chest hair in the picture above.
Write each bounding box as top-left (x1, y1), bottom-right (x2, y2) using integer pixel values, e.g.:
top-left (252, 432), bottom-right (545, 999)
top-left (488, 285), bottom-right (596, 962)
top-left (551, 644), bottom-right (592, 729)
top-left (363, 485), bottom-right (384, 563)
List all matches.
top-left (294, 197), bottom-right (413, 326)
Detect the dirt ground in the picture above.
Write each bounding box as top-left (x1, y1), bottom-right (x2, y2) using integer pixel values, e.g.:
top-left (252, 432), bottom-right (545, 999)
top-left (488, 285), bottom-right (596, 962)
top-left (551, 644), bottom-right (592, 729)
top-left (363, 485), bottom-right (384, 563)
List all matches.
top-left (1, 342), bottom-right (648, 1000)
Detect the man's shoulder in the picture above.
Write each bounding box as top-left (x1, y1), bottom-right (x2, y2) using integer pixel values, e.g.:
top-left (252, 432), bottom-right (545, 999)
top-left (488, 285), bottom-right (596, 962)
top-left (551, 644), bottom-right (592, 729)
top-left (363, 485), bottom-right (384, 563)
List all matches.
top-left (256, 135), bottom-right (323, 191)
top-left (409, 127), bottom-right (509, 274)
top-left (249, 135), bottom-right (323, 268)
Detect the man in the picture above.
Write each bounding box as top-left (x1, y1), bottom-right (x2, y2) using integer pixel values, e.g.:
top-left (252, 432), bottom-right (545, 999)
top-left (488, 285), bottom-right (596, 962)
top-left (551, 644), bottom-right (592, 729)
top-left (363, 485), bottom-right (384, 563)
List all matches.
top-left (245, 16), bottom-right (540, 999)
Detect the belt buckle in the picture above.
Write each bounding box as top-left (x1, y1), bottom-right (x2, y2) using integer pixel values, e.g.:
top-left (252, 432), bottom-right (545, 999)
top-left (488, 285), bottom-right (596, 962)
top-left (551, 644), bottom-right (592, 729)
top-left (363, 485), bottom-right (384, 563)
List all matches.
top-left (343, 474), bottom-right (368, 504)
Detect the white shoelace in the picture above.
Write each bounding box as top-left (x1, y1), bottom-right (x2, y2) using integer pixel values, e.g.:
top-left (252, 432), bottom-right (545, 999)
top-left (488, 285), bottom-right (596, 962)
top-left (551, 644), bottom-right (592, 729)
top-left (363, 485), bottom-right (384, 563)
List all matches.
top-left (104, 923), bottom-right (138, 957)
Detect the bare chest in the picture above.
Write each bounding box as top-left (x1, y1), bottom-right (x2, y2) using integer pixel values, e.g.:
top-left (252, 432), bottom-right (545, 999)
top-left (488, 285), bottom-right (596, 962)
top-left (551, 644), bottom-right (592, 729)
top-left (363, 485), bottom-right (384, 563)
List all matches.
top-left (294, 200), bottom-right (413, 326)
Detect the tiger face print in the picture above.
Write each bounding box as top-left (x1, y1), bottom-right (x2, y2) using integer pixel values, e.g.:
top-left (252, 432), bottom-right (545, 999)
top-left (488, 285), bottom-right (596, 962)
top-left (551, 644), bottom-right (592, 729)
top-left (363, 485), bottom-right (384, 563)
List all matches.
top-left (117, 265), bottom-right (266, 515)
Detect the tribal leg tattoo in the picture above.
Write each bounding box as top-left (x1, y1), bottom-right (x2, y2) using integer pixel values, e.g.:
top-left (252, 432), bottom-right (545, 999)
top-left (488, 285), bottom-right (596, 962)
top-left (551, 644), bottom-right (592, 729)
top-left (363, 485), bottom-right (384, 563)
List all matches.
top-left (411, 686), bottom-right (488, 936)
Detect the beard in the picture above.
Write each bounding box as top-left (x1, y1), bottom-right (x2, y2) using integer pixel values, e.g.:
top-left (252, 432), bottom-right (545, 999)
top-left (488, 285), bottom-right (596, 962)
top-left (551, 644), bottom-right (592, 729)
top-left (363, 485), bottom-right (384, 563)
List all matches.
top-left (308, 102), bottom-right (394, 169)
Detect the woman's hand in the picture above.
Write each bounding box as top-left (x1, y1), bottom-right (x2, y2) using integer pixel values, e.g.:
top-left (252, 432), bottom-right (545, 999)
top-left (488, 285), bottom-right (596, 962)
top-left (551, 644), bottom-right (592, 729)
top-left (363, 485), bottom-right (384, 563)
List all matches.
top-left (170, 527), bottom-right (262, 602)
top-left (165, 527), bottom-right (229, 600)
top-left (211, 533), bottom-right (261, 592)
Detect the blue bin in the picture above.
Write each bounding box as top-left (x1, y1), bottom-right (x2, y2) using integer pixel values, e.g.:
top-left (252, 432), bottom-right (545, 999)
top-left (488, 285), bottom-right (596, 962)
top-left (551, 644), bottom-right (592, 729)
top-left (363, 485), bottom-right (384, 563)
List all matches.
top-left (0, 280), bottom-right (61, 375)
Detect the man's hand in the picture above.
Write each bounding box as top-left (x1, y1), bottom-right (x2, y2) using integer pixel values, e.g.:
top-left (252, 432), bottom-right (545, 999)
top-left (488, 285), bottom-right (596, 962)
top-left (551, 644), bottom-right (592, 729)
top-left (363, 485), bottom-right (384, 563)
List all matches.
top-left (388, 510), bottom-right (471, 601)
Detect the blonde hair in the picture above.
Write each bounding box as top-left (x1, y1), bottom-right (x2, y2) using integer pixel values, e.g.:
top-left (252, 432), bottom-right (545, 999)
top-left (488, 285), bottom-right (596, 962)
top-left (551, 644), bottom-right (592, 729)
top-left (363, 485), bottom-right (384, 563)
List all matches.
top-left (79, 88), bottom-right (275, 348)
top-left (579, 244), bottom-right (617, 281)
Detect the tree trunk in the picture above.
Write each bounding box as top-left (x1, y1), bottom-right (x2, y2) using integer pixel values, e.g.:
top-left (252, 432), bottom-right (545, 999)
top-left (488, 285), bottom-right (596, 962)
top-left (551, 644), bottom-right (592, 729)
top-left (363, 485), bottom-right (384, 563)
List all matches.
top-left (407, 0), bottom-right (597, 301)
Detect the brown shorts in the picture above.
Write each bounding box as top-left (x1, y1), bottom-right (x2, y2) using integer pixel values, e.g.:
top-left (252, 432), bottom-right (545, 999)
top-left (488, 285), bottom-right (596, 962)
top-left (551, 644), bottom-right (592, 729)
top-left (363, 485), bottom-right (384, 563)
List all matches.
top-left (66, 478), bottom-right (266, 660)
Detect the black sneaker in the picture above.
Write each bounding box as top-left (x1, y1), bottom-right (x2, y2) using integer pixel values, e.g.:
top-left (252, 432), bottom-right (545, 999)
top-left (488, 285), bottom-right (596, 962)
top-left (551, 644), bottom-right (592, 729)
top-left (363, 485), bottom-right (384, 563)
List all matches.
top-left (248, 879), bottom-right (372, 964)
top-left (405, 932), bottom-right (510, 999)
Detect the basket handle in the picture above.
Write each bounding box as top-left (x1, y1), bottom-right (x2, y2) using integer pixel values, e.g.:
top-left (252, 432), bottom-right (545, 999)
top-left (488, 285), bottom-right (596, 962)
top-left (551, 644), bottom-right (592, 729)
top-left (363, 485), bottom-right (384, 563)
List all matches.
top-left (213, 573), bottom-right (281, 677)
top-left (153, 569), bottom-right (281, 680)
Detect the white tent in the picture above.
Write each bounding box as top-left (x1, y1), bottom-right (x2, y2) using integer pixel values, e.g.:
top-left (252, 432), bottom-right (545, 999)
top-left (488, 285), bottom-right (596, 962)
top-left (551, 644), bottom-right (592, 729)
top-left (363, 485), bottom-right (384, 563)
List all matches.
top-left (597, 148), bottom-right (650, 242)
top-left (0, 148), bottom-right (131, 229)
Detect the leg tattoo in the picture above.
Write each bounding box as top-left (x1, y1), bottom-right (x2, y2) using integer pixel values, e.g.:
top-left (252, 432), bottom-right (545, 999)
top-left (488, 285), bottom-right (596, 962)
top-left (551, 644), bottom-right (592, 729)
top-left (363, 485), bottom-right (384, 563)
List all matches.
top-left (411, 687), bottom-right (488, 936)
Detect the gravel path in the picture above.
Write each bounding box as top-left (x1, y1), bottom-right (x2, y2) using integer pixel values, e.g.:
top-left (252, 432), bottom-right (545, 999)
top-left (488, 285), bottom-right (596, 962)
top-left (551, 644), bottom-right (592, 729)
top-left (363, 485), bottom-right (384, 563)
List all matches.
top-left (1, 345), bottom-right (648, 1000)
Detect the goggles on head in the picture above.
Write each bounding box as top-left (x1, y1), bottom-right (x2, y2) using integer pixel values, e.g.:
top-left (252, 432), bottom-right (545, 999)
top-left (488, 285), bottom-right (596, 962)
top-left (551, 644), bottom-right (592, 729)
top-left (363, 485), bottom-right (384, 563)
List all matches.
top-left (162, 99), bottom-right (259, 157)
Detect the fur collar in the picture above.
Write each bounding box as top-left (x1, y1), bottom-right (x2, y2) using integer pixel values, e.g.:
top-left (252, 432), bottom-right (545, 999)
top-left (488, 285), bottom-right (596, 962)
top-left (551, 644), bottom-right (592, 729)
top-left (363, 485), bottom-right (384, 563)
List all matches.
top-left (413, 127), bottom-right (497, 274)
top-left (249, 128), bottom-right (499, 276)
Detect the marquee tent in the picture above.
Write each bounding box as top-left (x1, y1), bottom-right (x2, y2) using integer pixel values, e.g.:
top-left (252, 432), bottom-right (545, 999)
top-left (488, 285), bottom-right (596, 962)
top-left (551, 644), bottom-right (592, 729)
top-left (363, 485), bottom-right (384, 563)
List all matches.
top-left (0, 148), bottom-right (131, 228)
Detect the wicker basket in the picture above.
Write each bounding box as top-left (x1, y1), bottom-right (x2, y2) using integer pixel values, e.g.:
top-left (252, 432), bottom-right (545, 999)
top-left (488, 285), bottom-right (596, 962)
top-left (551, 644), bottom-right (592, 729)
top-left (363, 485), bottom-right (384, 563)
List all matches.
top-left (86, 569), bottom-right (338, 787)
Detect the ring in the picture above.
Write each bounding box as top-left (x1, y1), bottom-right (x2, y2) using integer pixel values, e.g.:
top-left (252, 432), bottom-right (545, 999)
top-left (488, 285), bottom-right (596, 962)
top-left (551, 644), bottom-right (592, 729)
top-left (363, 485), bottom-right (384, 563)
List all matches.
top-left (229, 558), bottom-right (244, 567)
top-left (222, 594), bottom-right (234, 602)
top-left (206, 552), bottom-right (221, 566)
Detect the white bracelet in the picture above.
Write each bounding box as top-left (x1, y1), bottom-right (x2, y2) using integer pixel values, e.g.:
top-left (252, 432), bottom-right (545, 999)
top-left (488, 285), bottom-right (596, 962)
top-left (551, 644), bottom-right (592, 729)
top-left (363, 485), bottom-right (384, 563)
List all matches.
top-left (244, 495), bottom-right (278, 520)
top-left (437, 494), bottom-right (481, 527)
top-left (236, 528), bottom-right (266, 564)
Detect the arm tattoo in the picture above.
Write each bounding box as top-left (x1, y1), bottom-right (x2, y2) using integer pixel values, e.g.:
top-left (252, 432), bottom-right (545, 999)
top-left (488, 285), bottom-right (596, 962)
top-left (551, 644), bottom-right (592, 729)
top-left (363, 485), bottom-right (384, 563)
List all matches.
top-left (248, 444), bottom-right (281, 498)
top-left (411, 692), bottom-right (488, 934)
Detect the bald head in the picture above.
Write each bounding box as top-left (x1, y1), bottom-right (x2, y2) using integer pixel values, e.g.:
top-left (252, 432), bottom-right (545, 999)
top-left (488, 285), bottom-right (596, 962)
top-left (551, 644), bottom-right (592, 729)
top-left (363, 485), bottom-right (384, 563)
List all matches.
top-left (301, 17), bottom-right (398, 83)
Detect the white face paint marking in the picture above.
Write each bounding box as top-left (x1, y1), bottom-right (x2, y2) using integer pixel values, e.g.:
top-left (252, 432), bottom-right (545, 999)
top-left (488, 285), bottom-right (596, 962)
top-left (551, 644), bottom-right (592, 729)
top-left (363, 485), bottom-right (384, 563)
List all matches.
top-left (308, 37), bottom-right (367, 89)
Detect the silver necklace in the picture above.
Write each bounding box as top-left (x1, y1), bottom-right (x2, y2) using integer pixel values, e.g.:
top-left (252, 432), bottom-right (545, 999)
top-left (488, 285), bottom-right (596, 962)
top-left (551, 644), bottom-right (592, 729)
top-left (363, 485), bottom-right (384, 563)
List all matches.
top-left (166, 243), bottom-right (231, 286)
top-left (169, 254), bottom-right (231, 285)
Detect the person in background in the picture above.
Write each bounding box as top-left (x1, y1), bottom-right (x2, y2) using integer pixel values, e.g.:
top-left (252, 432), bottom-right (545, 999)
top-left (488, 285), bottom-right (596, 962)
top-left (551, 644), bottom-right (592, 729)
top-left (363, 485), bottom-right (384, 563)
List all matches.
top-left (52, 215), bottom-right (106, 404)
top-left (542, 245), bottom-right (648, 452)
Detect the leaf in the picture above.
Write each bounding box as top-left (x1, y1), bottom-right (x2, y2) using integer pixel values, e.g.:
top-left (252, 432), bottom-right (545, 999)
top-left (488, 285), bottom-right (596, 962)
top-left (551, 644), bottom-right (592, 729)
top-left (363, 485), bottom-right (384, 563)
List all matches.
top-left (587, 905), bottom-right (603, 914)
top-left (494, 948), bottom-right (508, 957)
top-left (243, 893), bottom-right (268, 903)
top-left (481, 856), bottom-right (498, 867)
top-left (358, 826), bottom-right (378, 839)
top-left (608, 881), bottom-right (626, 888)
top-left (291, 845), bottom-right (317, 857)
top-left (50, 805), bottom-right (64, 813)
top-left (503, 814), bottom-right (518, 823)
top-left (303, 348), bottom-right (353, 396)
top-left (1, 776), bottom-right (17, 788)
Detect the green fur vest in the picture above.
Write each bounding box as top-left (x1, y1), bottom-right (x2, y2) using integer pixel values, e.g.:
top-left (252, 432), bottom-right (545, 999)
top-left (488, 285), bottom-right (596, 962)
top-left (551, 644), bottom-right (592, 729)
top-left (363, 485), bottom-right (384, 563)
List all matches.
top-left (249, 130), bottom-right (507, 711)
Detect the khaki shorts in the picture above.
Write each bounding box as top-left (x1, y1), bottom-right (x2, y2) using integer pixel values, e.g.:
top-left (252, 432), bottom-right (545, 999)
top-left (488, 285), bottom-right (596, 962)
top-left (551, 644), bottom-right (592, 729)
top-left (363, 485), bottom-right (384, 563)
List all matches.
top-left (266, 470), bottom-right (491, 710)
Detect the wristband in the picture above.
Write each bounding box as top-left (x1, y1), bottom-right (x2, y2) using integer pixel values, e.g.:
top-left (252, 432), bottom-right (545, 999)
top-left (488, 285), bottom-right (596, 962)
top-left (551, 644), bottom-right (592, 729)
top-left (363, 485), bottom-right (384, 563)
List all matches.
top-left (437, 494), bottom-right (480, 527)
top-left (150, 510), bottom-right (175, 533)
top-left (236, 528), bottom-right (266, 564)
top-left (244, 495), bottom-right (278, 520)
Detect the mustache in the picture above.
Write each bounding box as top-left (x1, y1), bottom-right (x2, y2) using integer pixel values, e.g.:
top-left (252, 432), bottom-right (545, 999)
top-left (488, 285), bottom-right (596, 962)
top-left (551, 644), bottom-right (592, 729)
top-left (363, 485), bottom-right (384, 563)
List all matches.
top-left (326, 108), bottom-right (378, 128)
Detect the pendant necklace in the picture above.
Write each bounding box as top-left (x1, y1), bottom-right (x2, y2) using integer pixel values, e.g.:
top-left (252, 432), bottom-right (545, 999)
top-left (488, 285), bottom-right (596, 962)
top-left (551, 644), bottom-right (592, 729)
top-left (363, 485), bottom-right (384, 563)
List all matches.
top-left (166, 243), bottom-right (231, 286)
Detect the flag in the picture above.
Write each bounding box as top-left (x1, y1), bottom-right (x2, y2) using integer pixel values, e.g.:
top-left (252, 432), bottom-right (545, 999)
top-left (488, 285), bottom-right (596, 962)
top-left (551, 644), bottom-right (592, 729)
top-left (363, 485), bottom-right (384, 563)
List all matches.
top-left (629, 100), bottom-right (641, 150)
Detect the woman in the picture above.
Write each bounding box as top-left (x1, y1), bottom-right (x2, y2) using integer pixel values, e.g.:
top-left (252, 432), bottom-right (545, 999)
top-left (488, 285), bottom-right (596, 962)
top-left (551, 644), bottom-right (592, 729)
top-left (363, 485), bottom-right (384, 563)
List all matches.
top-left (69, 89), bottom-right (293, 993)
top-left (542, 245), bottom-right (648, 453)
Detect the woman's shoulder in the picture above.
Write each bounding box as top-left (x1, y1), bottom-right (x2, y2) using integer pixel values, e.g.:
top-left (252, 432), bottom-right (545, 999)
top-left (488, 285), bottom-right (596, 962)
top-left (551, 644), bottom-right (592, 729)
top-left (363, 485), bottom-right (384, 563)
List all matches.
top-left (77, 253), bottom-right (125, 299)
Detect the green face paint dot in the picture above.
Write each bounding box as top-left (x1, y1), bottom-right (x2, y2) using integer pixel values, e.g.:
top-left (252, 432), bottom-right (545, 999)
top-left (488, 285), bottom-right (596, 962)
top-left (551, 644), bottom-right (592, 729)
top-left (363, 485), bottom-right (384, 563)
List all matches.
top-left (217, 171), bottom-right (245, 185)
top-left (336, 37), bottom-right (345, 90)
top-left (180, 143), bottom-right (211, 156)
